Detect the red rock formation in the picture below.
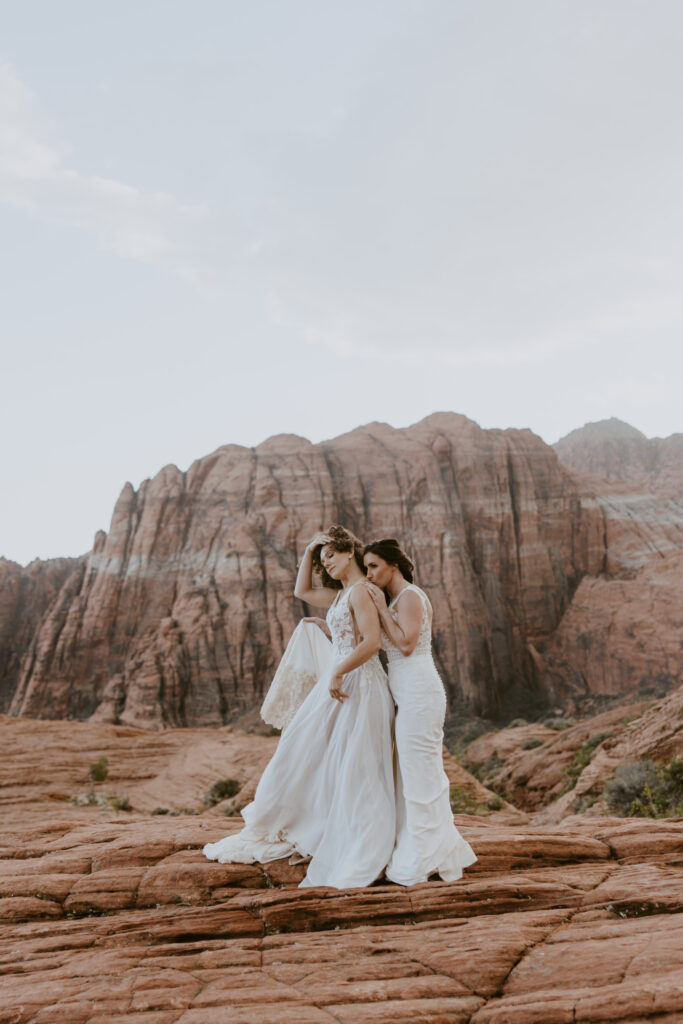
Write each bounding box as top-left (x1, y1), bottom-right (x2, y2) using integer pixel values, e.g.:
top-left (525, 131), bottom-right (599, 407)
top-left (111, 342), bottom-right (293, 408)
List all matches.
top-left (463, 684), bottom-right (683, 819)
top-left (0, 555), bottom-right (82, 713)
top-left (537, 551), bottom-right (683, 701)
top-left (0, 716), bottom-right (681, 1023)
top-left (554, 416), bottom-right (683, 497)
top-left (5, 413), bottom-right (682, 729)
top-left (8, 414), bottom-right (608, 728)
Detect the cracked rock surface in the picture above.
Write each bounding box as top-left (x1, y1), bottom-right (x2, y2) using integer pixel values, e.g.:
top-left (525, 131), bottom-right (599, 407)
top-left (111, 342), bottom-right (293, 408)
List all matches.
top-left (1, 719), bottom-right (682, 1023)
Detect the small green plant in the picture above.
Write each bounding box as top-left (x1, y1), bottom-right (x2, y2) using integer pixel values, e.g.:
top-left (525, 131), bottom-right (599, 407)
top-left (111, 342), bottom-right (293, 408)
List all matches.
top-left (563, 732), bottom-right (613, 790)
top-left (88, 757), bottom-right (109, 796)
top-left (506, 718), bottom-right (528, 729)
top-left (204, 778), bottom-right (242, 807)
top-left (584, 731), bottom-right (613, 751)
top-left (109, 796), bottom-right (132, 812)
top-left (604, 758), bottom-right (683, 818)
top-left (449, 785), bottom-right (498, 815)
top-left (269, 727), bottom-right (282, 737)
top-left (521, 737), bottom-right (545, 750)
top-left (449, 785), bottom-right (482, 814)
top-left (542, 717), bottom-right (574, 730)
top-left (152, 807), bottom-right (170, 815)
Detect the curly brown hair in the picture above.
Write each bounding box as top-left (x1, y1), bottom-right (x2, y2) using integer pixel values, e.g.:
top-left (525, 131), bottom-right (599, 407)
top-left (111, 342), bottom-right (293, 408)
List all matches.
top-left (311, 524), bottom-right (366, 589)
top-left (362, 537), bottom-right (415, 583)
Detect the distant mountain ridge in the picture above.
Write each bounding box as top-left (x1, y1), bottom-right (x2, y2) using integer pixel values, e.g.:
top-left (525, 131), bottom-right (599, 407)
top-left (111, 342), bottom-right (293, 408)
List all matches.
top-left (554, 417), bottom-right (683, 496)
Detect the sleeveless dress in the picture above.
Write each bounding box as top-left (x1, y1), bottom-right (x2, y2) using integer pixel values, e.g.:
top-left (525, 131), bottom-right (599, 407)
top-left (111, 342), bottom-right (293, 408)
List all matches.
top-left (383, 583), bottom-right (477, 885)
top-left (203, 583), bottom-right (396, 889)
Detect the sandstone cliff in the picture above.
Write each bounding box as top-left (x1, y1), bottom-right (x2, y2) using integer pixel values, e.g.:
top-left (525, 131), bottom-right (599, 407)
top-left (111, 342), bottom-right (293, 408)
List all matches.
top-left (554, 416), bottom-right (683, 497)
top-left (0, 555), bottom-right (82, 714)
top-left (5, 412), bottom-right (683, 729)
top-left (8, 414), bottom-right (608, 728)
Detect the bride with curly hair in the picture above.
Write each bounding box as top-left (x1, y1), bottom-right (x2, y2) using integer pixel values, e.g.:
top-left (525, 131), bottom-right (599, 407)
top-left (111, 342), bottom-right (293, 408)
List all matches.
top-left (203, 525), bottom-right (396, 889)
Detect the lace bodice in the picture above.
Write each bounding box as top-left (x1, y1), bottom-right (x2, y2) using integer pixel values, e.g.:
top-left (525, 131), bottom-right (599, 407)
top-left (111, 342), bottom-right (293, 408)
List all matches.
top-left (326, 586), bottom-right (359, 658)
top-left (382, 584), bottom-right (433, 664)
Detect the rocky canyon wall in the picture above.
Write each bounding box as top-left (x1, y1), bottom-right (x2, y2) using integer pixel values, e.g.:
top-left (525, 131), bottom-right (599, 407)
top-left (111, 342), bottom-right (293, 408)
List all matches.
top-left (7, 414), bottom-right (607, 728)
top-left (0, 556), bottom-right (82, 714)
top-left (5, 413), bottom-right (682, 729)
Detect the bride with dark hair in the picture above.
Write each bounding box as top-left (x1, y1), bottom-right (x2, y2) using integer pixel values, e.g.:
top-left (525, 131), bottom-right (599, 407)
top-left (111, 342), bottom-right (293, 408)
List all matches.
top-left (363, 538), bottom-right (477, 886)
top-left (203, 525), bottom-right (396, 889)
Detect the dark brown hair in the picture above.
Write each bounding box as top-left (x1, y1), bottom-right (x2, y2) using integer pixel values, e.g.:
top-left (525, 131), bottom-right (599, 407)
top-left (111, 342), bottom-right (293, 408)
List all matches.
top-left (312, 524), bottom-right (366, 589)
top-left (363, 537), bottom-right (415, 583)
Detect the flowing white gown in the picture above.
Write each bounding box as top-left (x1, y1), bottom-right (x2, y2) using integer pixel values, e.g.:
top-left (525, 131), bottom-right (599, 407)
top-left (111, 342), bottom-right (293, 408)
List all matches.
top-left (203, 584), bottom-right (396, 889)
top-left (383, 584), bottom-right (477, 886)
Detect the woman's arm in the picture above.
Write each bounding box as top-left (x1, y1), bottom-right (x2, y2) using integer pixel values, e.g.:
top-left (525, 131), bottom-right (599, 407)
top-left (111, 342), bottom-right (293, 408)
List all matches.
top-left (365, 583), bottom-right (423, 656)
top-left (328, 585), bottom-right (382, 702)
top-left (293, 535), bottom-right (338, 609)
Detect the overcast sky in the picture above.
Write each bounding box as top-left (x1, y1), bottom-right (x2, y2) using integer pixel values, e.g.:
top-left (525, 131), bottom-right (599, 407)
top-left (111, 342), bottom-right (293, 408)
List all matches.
top-left (2, 1), bottom-right (682, 565)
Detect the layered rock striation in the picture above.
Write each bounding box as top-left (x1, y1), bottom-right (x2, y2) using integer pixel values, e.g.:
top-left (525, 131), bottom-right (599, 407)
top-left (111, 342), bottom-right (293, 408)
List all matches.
top-left (1, 716), bottom-right (682, 1024)
top-left (554, 416), bottom-right (683, 497)
top-left (8, 414), bottom-right (608, 727)
top-left (0, 555), bottom-right (82, 714)
top-left (4, 413), bottom-right (683, 729)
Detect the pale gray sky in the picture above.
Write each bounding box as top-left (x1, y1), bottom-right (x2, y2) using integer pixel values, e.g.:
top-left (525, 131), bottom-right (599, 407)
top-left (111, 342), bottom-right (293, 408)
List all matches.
top-left (2, 1), bottom-right (682, 564)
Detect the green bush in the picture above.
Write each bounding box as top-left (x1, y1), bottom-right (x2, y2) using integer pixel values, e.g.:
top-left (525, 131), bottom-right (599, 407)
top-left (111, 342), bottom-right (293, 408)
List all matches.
top-left (449, 785), bottom-right (482, 815)
top-left (584, 730), bottom-right (613, 750)
top-left (604, 758), bottom-right (683, 818)
top-left (109, 796), bottom-right (132, 812)
top-left (521, 737), bottom-right (544, 750)
top-left (563, 733), bottom-right (613, 790)
top-left (542, 717), bottom-right (574, 730)
top-left (468, 749), bottom-right (504, 784)
top-left (486, 795), bottom-right (504, 811)
top-left (89, 757), bottom-right (109, 785)
top-left (204, 778), bottom-right (242, 807)
top-left (506, 718), bottom-right (528, 729)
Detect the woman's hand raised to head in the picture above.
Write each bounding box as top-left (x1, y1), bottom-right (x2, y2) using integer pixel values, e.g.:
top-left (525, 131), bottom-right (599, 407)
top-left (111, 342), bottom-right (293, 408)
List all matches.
top-left (306, 531), bottom-right (331, 553)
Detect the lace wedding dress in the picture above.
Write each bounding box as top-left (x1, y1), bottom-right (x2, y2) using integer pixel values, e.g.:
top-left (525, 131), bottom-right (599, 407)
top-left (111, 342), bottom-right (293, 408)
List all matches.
top-left (260, 620), bottom-right (332, 730)
top-left (383, 584), bottom-right (477, 885)
top-left (203, 584), bottom-right (396, 888)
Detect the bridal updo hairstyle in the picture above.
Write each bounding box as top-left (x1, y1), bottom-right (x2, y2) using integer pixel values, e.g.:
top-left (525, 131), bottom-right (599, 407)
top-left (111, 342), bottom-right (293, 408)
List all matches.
top-left (312, 524), bottom-right (366, 589)
top-left (363, 538), bottom-right (415, 582)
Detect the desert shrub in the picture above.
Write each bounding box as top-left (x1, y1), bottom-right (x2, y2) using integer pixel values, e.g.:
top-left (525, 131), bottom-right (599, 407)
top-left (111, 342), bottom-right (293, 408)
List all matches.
top-left (89, 757), bottom-right (109, 785)
top-left (269, 727), bottom-right (282, 737)
top-left (542, 717), bottom-right (574, 730)
top-left (468, 749), bottom-right (503, 783)
top-left (584, 731), bottom-right (613, 751)
top-left (604, 758), bottom-right (683, 818)
top-left (444, 712), bottom-right (496, 756)
top-left (152, 807), bottom-right (170, 815)
top-left (506, 718), bottom-right (528, 729)
top-left (521, 737), bottom-right (545, 750)
top-left (109, 796), bottom-right (132, 812)
top-left (564, 732), bottom-right (613, 790)
top-left (486, 795), bottom-right (504, 811)
top-left (450, 785), bottom-right (482, 815)
top-left (204, 778), bottom-right (242, 807)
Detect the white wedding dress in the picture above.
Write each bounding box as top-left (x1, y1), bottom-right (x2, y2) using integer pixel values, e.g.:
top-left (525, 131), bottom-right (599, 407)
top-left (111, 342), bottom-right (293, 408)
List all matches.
top-left (383, 584), bottom-right (477, 885)
top-left (203, 583), bottom-right (396, 889)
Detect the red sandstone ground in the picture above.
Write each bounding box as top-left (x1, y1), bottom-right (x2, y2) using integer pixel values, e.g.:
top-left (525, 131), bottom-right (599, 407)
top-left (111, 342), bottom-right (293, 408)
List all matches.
top-left (1, 715), bottom-right (681, 1023)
